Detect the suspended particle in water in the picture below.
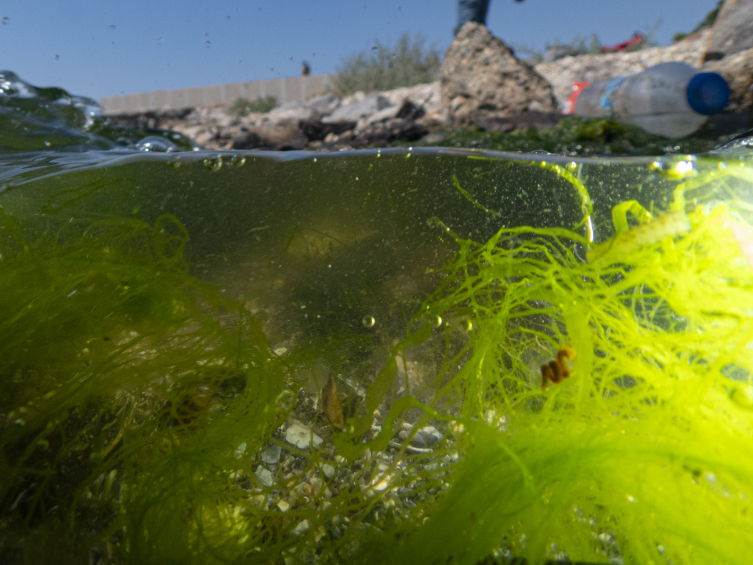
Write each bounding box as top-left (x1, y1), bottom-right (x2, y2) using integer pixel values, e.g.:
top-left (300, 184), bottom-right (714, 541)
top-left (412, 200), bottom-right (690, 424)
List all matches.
top-left (362, 315), bottom-right (376, 328)
top-left (430, 314), bottom-right (443, 328)
top-left (204, 155), bottom-right (222, 172)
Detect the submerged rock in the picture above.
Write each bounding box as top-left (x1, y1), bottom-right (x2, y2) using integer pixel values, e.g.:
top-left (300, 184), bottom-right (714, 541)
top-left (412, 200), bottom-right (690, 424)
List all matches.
top-left (397, 424), bottom-right (444, 449)
top-left (255, 465), bottom-right (275, 487)
top-left (285, 419), bottom-right (323, 450)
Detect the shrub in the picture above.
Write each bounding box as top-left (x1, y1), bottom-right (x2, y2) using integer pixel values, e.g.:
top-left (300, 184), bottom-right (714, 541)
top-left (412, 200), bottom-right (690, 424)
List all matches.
top-left (228, 96), bottom-right (278, 117)
top-left (329, 33), bottom-right (442, 97)
top-left (673, 0), bottom-right (723, 42)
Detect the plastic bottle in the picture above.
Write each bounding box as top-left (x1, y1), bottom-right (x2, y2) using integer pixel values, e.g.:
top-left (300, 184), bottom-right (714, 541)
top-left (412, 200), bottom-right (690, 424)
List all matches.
top-left (573, 62), bottom-right (730, 139)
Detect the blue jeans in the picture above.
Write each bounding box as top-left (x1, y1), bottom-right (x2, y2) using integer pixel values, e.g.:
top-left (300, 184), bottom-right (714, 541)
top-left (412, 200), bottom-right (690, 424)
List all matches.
top-left (454, 0), bottom-right (490, 36)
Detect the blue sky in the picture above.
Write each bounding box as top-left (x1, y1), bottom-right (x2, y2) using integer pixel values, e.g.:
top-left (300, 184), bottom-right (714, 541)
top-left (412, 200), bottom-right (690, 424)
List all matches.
top-left (1, 0), bottom-right (718, 103)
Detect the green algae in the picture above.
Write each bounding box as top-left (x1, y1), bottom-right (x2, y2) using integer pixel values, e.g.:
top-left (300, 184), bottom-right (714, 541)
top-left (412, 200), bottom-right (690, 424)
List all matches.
top-left (1, 148), bottom-right (753, 564)
top-left (0, 206), bottom-right (291, 562)
top-left (407, 116), bottom-right (743, 157)
top-left (361, 159), bottom-right (753, 564)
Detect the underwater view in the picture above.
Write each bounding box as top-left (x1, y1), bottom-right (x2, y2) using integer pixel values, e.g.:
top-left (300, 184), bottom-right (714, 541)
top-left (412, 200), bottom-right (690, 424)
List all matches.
top-left (2, 72), bottom-right (753, 565)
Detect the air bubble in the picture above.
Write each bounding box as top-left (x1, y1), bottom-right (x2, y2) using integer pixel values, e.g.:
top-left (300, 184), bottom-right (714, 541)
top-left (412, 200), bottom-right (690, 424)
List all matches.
top-left (230, 155), bottom-right (246, 167)
top-left (674, 160), bottom-right (695, 175)
top-left (430, 314), bottom-right (443, 328)
top-left (362, 315), bottom-right (376, 328)
top-left (275, 389), bottom-right (295, 411)
top-left (203, 155), bottom-right (223, 172)
top-left (730, 386), bottom-right (753, 410)
top-left (134, 136), bottom-right (180, 152)
top-left (463, 320), bottom-right (473, 332)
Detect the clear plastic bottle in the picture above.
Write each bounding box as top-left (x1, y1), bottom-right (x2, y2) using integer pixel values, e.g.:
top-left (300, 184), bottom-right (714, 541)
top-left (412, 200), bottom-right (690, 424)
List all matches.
top-left (574, 62), bottom-right (730, 139)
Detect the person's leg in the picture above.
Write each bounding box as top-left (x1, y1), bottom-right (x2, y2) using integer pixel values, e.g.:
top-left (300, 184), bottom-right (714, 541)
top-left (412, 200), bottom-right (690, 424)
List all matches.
top-left (454, 0), bottom-right (491, 36)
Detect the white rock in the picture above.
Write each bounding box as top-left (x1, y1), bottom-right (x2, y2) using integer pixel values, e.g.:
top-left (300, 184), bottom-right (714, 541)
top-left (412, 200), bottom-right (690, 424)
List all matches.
top-left (324, 94), bottom-right (391, 122)
top-left (267, 100), bottom-right (314, 122)
top-left (261, 444), bottom-right (281, 464)
top-left (307, 93), bottom-right (341, 116)
top-left (291, 519), bottom-right (310, 535)
top-left (398, 425), bottom-right (443, 448)
top-left (255, 465), bottom-right (274, 487)
top-left (285, 419), bottom-right (323, 450)
top-left (366, 104), bottom-right (403, 125)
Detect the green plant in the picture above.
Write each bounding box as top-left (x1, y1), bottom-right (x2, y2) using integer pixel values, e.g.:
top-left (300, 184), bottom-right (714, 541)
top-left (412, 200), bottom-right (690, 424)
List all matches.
top-left (673, 0), bottom-right (724, 42)
top-left (509, 43), bottom-right (543, 63)
top-left (545, 35), bottom-right (586, 54)
top-left (362, 162), bottom-right (753, 563)
top-left (329, 32), bottom-right (442, 97)
top-left (588, 32), bottom-right (602, 54)
top-left (228, 95), bottom-right (278, 117)
top-left (404, 116), bottom-right (743, 156)
top-left (4, 148), bottom-right (753, 564)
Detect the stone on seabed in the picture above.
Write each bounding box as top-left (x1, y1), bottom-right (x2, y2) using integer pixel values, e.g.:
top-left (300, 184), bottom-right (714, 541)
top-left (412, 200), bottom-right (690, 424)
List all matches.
top-left (285, 419), bottom-right (324, 450)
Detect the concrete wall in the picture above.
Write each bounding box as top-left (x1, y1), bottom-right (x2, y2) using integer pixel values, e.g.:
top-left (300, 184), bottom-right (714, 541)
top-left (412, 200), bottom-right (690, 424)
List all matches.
top-left (100, 74), bottom-right (334, 114)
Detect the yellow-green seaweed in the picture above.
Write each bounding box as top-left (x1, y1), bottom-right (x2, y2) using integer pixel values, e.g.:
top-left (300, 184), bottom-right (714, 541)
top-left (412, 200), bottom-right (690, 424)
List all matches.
top-left (362, 165), bottom-right (753, 564)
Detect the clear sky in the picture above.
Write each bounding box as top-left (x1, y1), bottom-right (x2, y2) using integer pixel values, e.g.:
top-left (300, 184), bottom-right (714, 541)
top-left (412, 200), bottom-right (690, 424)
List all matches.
top-left (1, 0), bottom-right (719, 103)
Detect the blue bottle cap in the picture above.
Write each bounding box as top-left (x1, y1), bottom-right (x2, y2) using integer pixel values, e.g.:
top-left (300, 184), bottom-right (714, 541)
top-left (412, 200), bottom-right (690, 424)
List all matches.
top-left (686, 72), bottom-right (730, 115)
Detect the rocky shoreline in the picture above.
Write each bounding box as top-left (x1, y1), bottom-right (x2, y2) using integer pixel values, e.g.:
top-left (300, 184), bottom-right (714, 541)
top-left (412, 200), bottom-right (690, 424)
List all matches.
top-left (106, 25), bottom-right (753, 152)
